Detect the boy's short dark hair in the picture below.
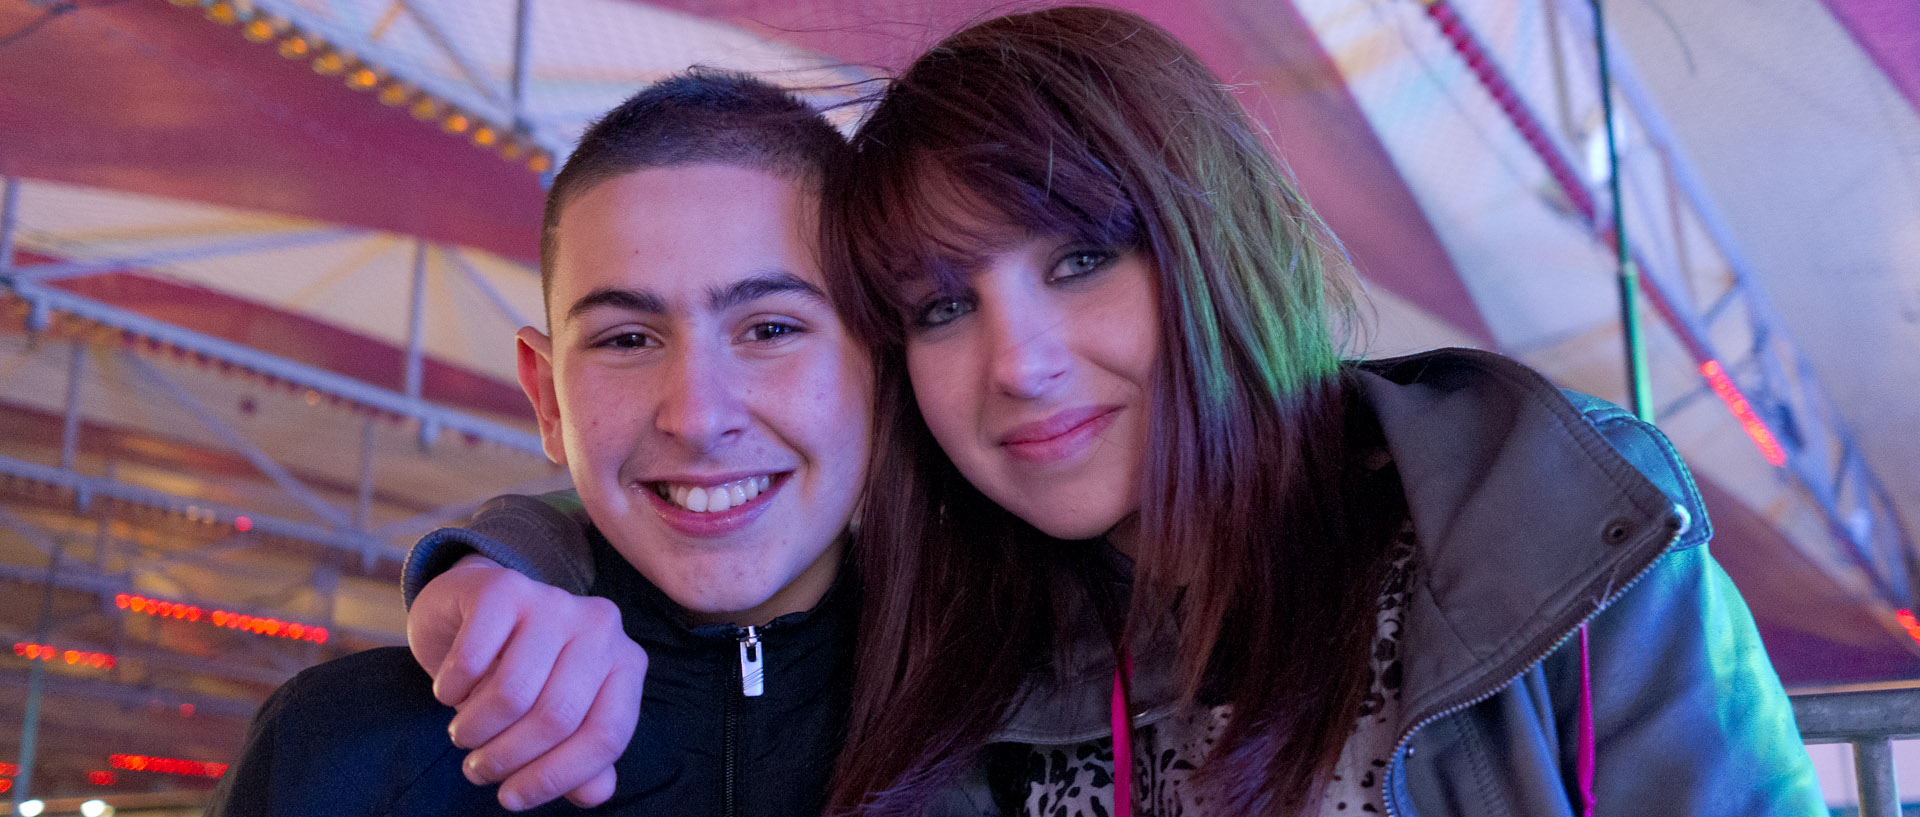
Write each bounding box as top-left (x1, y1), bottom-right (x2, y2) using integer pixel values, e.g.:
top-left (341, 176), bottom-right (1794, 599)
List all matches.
top-left (539, 69), bottom-right (847, 310)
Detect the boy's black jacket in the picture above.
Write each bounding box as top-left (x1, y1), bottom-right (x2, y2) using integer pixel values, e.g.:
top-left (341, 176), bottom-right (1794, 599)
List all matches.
top-left (209, 529), bottom-right (856, 817)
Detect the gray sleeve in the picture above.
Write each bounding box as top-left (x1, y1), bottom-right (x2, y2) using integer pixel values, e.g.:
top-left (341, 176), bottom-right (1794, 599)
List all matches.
top-left (400, 490), bottom-right (595, 608)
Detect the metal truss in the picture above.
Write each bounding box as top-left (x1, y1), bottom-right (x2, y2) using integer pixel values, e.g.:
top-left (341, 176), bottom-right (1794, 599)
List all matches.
top-left (1421, 0), bottom-right (1916, 607)
top-left (0, 510), bottom-right (396, 649)
top-left (0, 668), bottom-right (262, 722)
top-left (1, 167), bottom-right (565, 789)
top-left (0, 174), bottom-right (553, 555)
top-left (1600, 49), bottom-right (1918, 608)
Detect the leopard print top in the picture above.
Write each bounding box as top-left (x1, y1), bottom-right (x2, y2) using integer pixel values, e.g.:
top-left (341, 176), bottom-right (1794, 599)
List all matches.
top-left (1002, 522), bottom-right (1418, 817)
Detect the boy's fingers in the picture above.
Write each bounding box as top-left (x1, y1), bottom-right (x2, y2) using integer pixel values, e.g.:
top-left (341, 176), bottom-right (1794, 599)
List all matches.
top-left (563, 768), bottom-right (618, 810)
top-left (460, 637), bottom-right (607, 782)
top-left (494, 663), bottom-right (642, 810)
top-left (450, 617), bottom-right (564, 754)
top-left (430, 602), bottom-right (515, 708)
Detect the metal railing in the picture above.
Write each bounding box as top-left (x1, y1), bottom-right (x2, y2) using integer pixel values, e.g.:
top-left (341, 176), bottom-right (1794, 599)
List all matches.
top-left (1793, 681), bottom-right (1920, 817)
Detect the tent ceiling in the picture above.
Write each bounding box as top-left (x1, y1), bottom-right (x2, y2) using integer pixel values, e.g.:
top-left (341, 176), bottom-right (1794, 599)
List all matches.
top-left (2, 0), bottom-right (1917, 807)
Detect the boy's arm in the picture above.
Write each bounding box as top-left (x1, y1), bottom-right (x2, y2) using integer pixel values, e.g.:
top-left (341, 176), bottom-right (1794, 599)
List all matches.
top-left (403, 491), bottom-right (596, 607)
top-left (404, 490), bottom-right (644, 811)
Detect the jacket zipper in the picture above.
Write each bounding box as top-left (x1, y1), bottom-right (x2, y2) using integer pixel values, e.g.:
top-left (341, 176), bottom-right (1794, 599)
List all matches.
top-left (1381, 510), bottom-right (1688, 817)
top-left (739, 625), bottom-right (765, 697)
top-left (723, 625), bottom-right (764, 817)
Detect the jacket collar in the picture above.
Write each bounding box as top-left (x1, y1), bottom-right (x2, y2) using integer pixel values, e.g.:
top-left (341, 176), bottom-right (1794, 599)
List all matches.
top-left (1356, 349), bottom-right (1687, 736)
top-left (585, 527), bottom-right (858, 647)
top-left (992, 348), bottom-right (1688, 744)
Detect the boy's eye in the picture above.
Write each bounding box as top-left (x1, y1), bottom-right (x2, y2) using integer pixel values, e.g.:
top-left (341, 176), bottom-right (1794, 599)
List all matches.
top-left (913, 296), bottom-right (974, 329)
top-left (598, 332), bottom-right (653, 349)
top-left (742, 322), bottom-right (801, 343)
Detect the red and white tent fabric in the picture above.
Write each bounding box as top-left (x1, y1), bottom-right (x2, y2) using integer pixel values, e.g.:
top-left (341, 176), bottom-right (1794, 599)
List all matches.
top-left (2, 0), bottom-right (1916, 807)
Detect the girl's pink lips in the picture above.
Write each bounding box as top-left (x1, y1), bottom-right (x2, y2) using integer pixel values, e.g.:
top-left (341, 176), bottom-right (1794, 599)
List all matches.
top-left (640, 473), bottom-right (786, 538)
top-left (998, 405), bottom-right (1121, 464)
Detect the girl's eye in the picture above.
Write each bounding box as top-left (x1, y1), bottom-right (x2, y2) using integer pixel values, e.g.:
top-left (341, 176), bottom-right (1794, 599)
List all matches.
top-left (1052, 249), bottom-right (1115, 282)
top-left (742, 322), bottom-right (802, 343)
top-left (913, 296), bottom-right (975, 329)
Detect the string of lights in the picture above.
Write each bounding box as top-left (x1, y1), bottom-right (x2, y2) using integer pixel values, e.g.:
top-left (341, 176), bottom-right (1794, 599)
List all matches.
top-left (12, 642), bottom-right (118, 670)
top-left (1894, 610), bottom-right (1920, 646)
top-left (167, 0), bottom-right (553, 174)
top-left (116, 593), bottom-right (329, 644)
top-left (108, 754), bottom-right (229, 779)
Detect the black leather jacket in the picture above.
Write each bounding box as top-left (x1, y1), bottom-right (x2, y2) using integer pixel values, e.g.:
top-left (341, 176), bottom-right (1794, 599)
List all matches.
top-left (209, 527), bottom-right (855, 817)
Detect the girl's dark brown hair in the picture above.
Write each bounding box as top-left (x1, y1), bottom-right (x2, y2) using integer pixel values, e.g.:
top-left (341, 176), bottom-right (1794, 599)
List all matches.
top-left (822, 6), bottom-right (1394, 816)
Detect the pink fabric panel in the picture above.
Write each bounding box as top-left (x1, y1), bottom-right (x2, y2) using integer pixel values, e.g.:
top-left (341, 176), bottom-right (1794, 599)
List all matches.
top-left (1821, 0), bottom-right (1920, 118)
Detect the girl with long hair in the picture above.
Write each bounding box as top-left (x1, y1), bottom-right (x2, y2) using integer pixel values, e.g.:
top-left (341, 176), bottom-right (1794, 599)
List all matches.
top-left (817, 6), bottom-right (1820, 817)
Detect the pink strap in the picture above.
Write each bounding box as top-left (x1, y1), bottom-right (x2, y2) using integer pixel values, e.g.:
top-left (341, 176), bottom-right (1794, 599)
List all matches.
top-left (1111, 646), bottom-right (1134, 817)
top-left (1577, 623), bottom-right (1596, 817)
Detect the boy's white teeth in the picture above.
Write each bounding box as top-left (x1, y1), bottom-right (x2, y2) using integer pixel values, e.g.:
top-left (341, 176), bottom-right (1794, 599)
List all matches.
top-left (662, 475), bottom-right (772, 513)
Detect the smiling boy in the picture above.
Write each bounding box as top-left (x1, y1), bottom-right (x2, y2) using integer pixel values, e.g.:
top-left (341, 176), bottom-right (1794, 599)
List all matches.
top-left (209, 72), bottom-right (871, 816)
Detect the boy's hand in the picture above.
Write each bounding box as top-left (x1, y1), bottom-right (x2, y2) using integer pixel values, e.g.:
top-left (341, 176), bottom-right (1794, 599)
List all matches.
top-left (408, 554), bottom-right (648, 810)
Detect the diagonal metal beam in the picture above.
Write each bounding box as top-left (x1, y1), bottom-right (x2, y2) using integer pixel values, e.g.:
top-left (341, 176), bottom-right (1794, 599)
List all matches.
top-left (3, 226), bottom-right (360, 284)
top-left (1582, 3), bottom-right (1917, 602)
top-left (445, 246), bottom-right (534, 328)
top-left (121, 351), bottom-right (356, 531)
top-left (1432, 0), bottom-right (1916, 607)
top-left (0, 502), bottom-right (65, 556)
top-left (395, 0), bottom-right (512, 109)
top-left (0, 453), bottom-right (404, 565)
top-left (8, 283), bottom-right (544, 454)
top-left (145, 532), bottom-right (275, 572)
top-left (371, 470), bottom-right (571, 540)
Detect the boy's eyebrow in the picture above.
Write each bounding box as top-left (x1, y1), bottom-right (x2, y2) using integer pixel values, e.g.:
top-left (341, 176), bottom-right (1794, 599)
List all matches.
top-left (707, 272), bottom-right (828, 312)
top-left (564, 287), bottom-right (666, 324)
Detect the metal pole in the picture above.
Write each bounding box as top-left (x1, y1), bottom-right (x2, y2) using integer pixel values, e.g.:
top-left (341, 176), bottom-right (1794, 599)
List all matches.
top-left (1591, 0), bottom-right (1653, 423)
top-left (405, 241), bottom-right (429, 400)
top-left (9, 227), bottom-right (354, 284)
top-left (510, 0), bottom-right (533, 130)
top-left (60, 341), bottom-right (87, 471)
top-left (0, 176), bottom-right (19, 276)
top-left (356, 414), bottom-right (377, 529)
top-left (13, 542), bottom-right (62, 810)
top-left (1853, 737), bottom-right (1900, 817)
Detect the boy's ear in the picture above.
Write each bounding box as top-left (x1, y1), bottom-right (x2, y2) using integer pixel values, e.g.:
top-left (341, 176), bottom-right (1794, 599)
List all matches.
top-left (515, 326), bottom-right (567, 466)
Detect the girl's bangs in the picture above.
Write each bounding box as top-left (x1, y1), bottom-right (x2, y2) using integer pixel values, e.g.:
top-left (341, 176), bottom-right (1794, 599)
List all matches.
top-left (845, 109), bottom-right (1144, 333)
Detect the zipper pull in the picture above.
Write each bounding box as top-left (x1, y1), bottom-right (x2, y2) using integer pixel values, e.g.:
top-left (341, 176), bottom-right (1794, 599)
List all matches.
top-left (738, 625), bottom-right (765, 697)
